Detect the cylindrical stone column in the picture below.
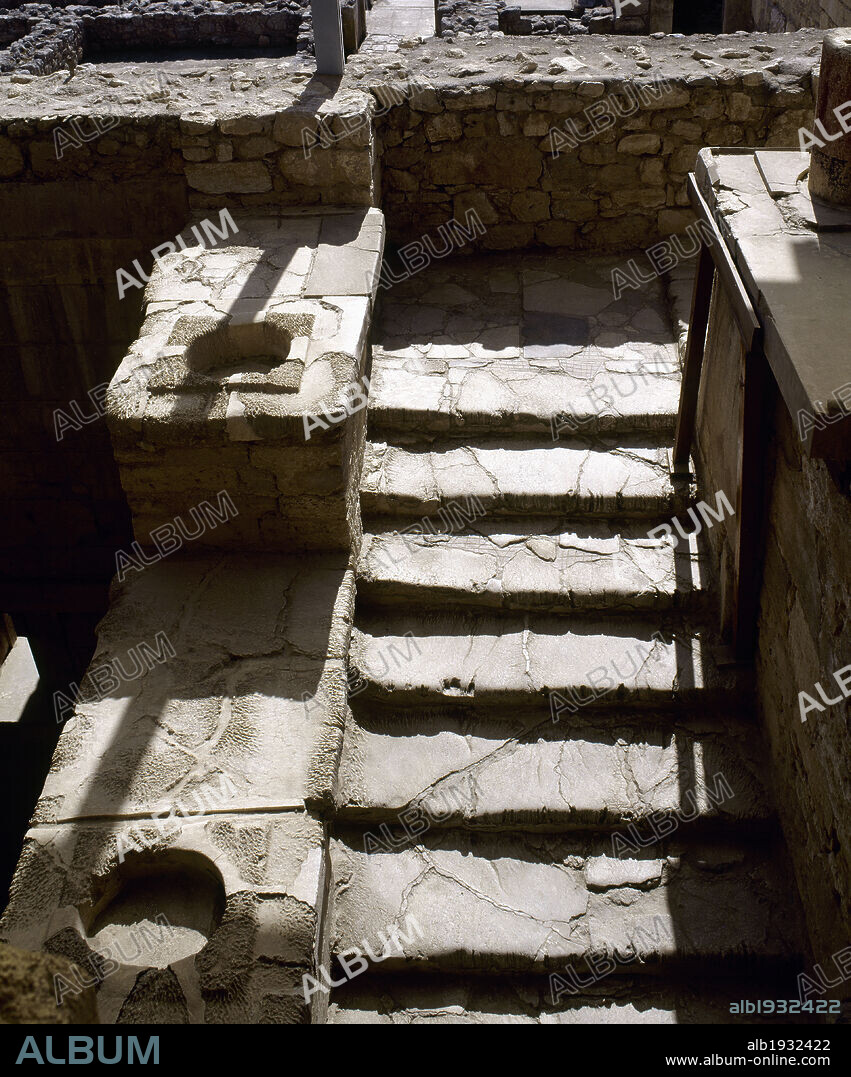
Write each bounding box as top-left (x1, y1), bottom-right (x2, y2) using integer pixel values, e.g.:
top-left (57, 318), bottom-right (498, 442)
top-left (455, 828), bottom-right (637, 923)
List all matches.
top-left (809, 29), bottom-right (851, 206)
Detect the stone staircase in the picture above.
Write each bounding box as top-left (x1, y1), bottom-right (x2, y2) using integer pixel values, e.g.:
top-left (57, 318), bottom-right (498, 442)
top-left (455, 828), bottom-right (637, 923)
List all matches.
top-left (325, 254), bottom-right (807, 1024)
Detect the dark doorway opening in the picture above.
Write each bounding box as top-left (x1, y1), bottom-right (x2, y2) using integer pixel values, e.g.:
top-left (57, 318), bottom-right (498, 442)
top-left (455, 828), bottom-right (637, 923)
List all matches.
top-left (672, 0), bottom-right (723, 33)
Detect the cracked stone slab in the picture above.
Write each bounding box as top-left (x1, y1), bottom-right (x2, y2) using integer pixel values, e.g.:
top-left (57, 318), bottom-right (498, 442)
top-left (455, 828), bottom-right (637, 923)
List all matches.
top-left (1, 812), bottom-right (325, 1025)
top-left (360, 440), bottom-right (690, 520)
top-left (357, 521), bottom-right (706, 614)
top-left (34, 554), bottom-right (353, 824)
top-left (335, 707), bottom-right (772, 828)
top-left (305, 211), bottom-right (386, 298)
top-left (349, 613), bottom-right (743, 708)
top-left (368, 352), bottom-right (681, 438)
top-left (329, 829), bottom-right (804, 974)
top-left (327, 972), bottom-right (816, 1024)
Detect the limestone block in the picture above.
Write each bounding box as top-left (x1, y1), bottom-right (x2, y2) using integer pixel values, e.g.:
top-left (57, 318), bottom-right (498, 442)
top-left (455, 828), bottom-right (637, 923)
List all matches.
top-left (219, 116), bottom-right (272, 137)
top-left (273, 111), bottom-right (317, 146)
top-left (0, 943), bottom-right (98, 1024)
top-left (510, 190), bottom-right (551, 222)
top-left (617, 133), bottom-right (662, 155)
top-left (184, 162), bottom-right (273, 195)
top-left (640, 157), bottom-right (666, 185)
top-left (424, 113), bottom-right (463, 142)
top-left (727, 92), bottom-right (756, 121)
top-left (452, 191), bottom-right (500, 225)
top-left (551, 196), bottom-right (598, 221)
top-left (235, 137), bottom-right (280, 160)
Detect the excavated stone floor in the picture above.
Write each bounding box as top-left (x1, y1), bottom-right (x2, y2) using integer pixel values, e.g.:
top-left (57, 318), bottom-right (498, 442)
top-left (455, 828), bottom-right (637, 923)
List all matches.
top-left (326, 251), bottom-right (809, 1023)
top-left (366, 0), bottom-right (435, 42)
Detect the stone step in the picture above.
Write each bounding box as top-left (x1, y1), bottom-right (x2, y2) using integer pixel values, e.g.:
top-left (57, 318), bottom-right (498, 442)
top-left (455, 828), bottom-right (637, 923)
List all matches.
top-left (328, 829), bottom-right (804, 975)
top-left (360, 439), bottom-right (690, 521)
top-left (327, 973), bottom-right (816, 1024)
top-left (349, 613), bottom-right (743, 710)
top-left (335, 706), bottom-right (772, 831)
top-left (357, 520), bottom-right (706, 614)
top-left (367, 348), bottom-right (681, 440)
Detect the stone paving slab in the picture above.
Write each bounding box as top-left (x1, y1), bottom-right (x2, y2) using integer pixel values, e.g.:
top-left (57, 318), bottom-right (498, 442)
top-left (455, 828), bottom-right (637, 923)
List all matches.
top-left (336, 706), bottom-right (771, 827)
top-left (329, 830), bottom-right (803, 973)
top-left (360, 440), bottom-right (689, 519)
top-left (350, 613), bottom-right (741, 707)
top-left (358, 521), bottom-right (705, 613)
top-left (366, 0), bottom-right (435, 39)
top-left (370, 255), bottom-right (680, 437)
top-left (33, 554), bottom-right (354, 825)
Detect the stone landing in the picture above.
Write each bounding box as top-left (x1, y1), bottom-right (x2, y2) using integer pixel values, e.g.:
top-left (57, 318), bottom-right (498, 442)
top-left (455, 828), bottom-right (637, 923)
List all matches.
top-left (1, 554), bottom-right (354, 1023)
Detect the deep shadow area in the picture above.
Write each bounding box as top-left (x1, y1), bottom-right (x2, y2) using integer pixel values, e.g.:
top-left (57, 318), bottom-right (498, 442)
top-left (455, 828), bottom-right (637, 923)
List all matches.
top-left (673, 0), bottom-right (723, 34)
top-left (87, 45), bottom-right (297, 63)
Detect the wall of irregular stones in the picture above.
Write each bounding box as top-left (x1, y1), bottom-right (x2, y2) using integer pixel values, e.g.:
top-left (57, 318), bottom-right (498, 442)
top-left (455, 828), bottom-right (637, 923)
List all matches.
top-left (0, 102), bottom-right (375, 207)
top-left (435, 0), bottom-right (503, 37)
top-left (0, 2), bottom-right (310, 74)
top-left (364, 32), bottom-right (818, 252)
top-left (0, 33), bottom-right (822, 253)
top-left (750, 0), bottom-right (851, 31)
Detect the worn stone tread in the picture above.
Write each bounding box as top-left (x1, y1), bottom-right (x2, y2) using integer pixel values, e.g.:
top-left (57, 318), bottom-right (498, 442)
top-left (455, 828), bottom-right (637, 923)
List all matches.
top-left (360, 439), bottom-right (690, 519)
top-left (329, 830), bottom-right (804, 974)
top-left (335, 707), bottom-right (771, 829)
top-left (349, 613), bottom-right (743, 708)
top-left (368, 352), bottom-right (681, 439)
top-left (327, 973), bottom-right (815, 1024)
top-left (357, 521), bottom-right (706, 613)
top-left (369, 251), bottom-right (680, 439)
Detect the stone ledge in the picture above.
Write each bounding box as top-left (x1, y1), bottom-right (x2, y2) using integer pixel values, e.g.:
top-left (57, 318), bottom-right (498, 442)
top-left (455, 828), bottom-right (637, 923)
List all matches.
top-left (696, 146), bottom-right (851, 461)
top-left (33, 553), bottom-right (353, 824)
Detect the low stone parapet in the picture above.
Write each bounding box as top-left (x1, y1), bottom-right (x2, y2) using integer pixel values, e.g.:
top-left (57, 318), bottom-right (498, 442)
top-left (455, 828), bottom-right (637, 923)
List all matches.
top-left (106, 206), bottom-right (384, 553)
